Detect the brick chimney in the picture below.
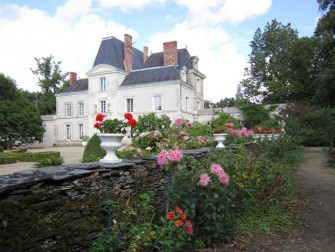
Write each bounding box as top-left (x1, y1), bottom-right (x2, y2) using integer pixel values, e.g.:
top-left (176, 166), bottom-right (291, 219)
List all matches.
top-left (124, 34), bottom-right (133, 72)
top-left (163, 41), bottom-right (178, 66)
top-left (143, 46), bottom-right (148, 64)
top-left (69, 72), bottom-right (77, 85)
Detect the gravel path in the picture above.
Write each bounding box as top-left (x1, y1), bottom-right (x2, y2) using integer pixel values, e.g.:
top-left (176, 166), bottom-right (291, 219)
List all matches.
top-left (0, 146), bottom-right (85, 176)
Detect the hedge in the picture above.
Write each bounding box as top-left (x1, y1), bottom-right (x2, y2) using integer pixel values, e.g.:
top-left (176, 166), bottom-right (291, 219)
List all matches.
top-left (0, 151), bottom-right (61, 165)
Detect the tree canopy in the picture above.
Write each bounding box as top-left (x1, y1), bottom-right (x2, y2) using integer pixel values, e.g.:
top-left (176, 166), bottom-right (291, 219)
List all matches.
top-left (30, 55), bottom-right (69, 114)
top-left (0, 73), bottom-right (45, 149)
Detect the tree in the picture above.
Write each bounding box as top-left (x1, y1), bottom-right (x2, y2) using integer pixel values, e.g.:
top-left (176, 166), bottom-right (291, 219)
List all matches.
top-left (31, 55), bottom-right (69, 94)
top-left (0, 73), bottom-right (45, 149)
top-left (241, 19), bottom-right (299, 103)
top-left (314, 0), bottom-right (335, 106)
top-left (30, 55), bottom-right (69, 114)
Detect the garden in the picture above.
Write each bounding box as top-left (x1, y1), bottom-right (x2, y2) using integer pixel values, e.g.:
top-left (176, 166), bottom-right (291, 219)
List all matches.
top-left (81, 110), bottom-right (303, 251)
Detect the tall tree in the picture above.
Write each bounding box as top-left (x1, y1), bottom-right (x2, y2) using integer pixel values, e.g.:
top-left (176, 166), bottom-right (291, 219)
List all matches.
top-left (0, 73), bottom-right (44, 149)
top-left (314, 0), bottom-right (335, 106)
top-left (30, 55), bottom-right (69, 114)
top-left (241, 19), bottom-right (299, 103)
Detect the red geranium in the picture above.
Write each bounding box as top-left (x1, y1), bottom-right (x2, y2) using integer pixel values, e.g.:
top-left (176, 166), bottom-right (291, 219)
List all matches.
top-left (96, 113), bottom-right (105, 122)
top-left (127, 118), bottom-right (137, 128)
top-left (94, 122), bottom-right (102, 129)
top-left (124, 113), bottom-right (133, 120)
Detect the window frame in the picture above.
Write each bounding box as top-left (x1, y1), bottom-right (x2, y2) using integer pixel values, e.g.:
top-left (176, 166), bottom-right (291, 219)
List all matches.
top-left (65, 103), bottom-right (72, 117)
top-left (100, 100), bottom-right (106, 113)
top-left (99, 77), bottom-right (106, 92)
top-left (153, 95), bottom-right (162, 111)
top-left (65, 124), bottom-right (72, 141)
top-left (126, 98), bottom-right (134, 112)
top-left (78, 102), bottom-right (84, 116)
top-left (78, 123), bottom-right (84, 139)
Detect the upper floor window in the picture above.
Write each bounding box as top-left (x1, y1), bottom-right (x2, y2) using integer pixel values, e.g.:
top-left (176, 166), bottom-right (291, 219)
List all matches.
top-left (78, 102), bottom-right (84, 116)
top-left (100, 77), bottom-right (106, 91)
top-left (100, 100), bottom-right (106, 113)
top-left (126, 98), bottom-right (134, 112)
top-left (153, 95), bottom-right (162, 111)
top-left (65, 103), bottom-right (72, 117)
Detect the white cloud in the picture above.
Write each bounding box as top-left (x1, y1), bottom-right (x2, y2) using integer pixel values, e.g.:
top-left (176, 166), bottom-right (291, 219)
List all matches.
top-left (0, 3), bottom-right (137, 92)
top-left (97, 0), bottom-right (166, 12)
top-left (176, 0), bottom-right (272, 25)
top-left (55, 0), bottom-right (92, 20)
top-left (148, 22), bottom-right (247, 101)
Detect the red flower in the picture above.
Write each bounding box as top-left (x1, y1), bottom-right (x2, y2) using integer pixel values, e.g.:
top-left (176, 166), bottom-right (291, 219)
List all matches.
top-left (96, 113), bottom-right (105, 122)
top-left (174, 219), bottom-right (183, 227)
top-left (94, 122), bottom-right (102, 128)
top-left (127, 118), bottom-right (137, 128)
top-left (185, 220), bottom-right (193, 234)
top-left (175, 206), bottom-right (187, 221)
top-left (124, 113), bottom-right (133, 120)
top-left (167, 211), bottom-right (175, 220)
top-left (187, 226), bottom-right (193, 234)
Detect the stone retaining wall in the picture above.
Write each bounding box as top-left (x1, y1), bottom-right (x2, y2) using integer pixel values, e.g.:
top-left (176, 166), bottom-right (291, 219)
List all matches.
top-left (0, 148), bottom-right (210, 251)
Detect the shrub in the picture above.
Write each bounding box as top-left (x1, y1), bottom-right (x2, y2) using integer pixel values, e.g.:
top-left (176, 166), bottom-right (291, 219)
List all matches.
top-left (239, 102), bottom-right (273, 128)
top-left (135, 113), bottom-right (171, 135)
top-left (82, 134), bottom-right (106, 163)
top-left (33, 156), bottom-right (64, 168)
top-left (0, 146), bottom-right (3, 153)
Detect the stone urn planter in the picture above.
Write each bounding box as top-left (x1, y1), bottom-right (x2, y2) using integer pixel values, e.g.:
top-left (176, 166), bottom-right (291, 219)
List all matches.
top-left (214, 133), bottom-right (227, 149)
top-left (97, 133), bottom-right (125, 163)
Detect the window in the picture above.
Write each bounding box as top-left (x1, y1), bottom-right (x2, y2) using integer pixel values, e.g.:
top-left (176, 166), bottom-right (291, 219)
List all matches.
top-left (78, 102), bottom-right (84, 116)
top-left (153, 95), bottom-right (162, 111)
top-left (126, 98), bottom-right (134, 112)
top-left (100, 77), bottom-right (106, 91)
top-left (65, 104), bottom-right (72, 117)
top-left (100, 100), bottom-right (106, 113)
top-left (79, 124), bottom-right (84, 139)
top-left (66, 124), bottom-right (72, 141)
top-left (186, 96), bottom-right (189, 111)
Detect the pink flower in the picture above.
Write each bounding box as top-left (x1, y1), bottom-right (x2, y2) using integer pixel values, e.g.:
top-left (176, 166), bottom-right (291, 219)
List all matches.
top-left (199, 173), bottom-right (211, 186)
top-left (146, 146), bottom-right (152, 151)
top-left (186, 122), bottom-right (192, 128)
top-left (210, 163), bottom-right (224, 176)
top-left (175, 118), bottom-right (184, 126)
top-left (168, 149), bottom-right (183, 163)
top-left (219, 172), bottom-right (230, 186)
top-left (157, 150), bottom-right (169, 166)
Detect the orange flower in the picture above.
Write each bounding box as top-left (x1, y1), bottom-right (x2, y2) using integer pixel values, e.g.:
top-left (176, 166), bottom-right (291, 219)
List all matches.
top-left (174, 219), bottom-right (183, 227)
top-left (167, 211), bottom-right (175, 220)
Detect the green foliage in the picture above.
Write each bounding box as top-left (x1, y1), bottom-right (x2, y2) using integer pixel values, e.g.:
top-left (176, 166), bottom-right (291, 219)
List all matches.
top-left (238, 102), bottom-right (271, 128)
top-left (0, 73), bottom-right (45, 149)
top-left (135, 113), bottom-right (171, 135)
top-left (0, 151), bottom-right (61, 164)
top-left (241, 19), bottom-right (299, 103)
top-left (324, 147), bottom-right (335, 168)
top-left (91, 191), bottom-right (158, 252)
top-left (166, 155), bottom-right (236, 246)
top-left (82, 134), bottom-right (105, 163)
top-left (33, 156), bottom-right (64, 168)
top-left (280, 104), bottom-right (335, 146)
top-left (204, 98), bottom-right (235, 108)
top-left (30, 55), bottom-right (69, 94)
top-left (99, 118), bottom-right (126, 134)
top-left (211, 112), bottom-right (239, 133)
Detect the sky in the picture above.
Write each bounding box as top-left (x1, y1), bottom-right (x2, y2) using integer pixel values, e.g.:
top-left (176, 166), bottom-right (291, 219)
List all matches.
top-left (0, 0), bottom-right (320, 102)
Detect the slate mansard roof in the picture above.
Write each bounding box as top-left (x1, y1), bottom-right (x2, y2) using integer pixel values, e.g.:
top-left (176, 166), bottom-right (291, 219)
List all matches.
top-left (62, 36), bottom-right (196, 93)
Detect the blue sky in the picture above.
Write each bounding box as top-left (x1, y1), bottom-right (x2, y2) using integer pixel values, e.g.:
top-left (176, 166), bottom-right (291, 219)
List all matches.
top-left (0, 0), bottom-right (320, 102)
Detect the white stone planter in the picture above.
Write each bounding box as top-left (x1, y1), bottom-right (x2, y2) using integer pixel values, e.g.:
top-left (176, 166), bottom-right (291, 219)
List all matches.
top-left (214, 133), bottom-right (227, 149)
top-left (97, 133), bottom-right (125, 163)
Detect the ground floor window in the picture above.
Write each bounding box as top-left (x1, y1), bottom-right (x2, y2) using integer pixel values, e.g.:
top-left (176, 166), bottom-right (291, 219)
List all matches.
top-left (66, 124), bottom-right (72, 141)
top-left (153, 95), bottom-right (162, 111)
top-left (126, 98), bottom-right (134, 112)
top-left (79, 124), bottom-right (84, 139)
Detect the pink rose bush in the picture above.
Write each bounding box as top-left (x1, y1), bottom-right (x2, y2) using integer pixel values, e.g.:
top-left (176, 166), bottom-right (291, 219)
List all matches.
top-left (199, 163), bottom-right (230, 187)
top-left (157, 148), bottom-right (183, 167)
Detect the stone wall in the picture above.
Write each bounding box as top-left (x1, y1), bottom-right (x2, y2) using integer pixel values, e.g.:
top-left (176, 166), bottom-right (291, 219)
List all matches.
top-left (0, 148), bottom-right (210, 251)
